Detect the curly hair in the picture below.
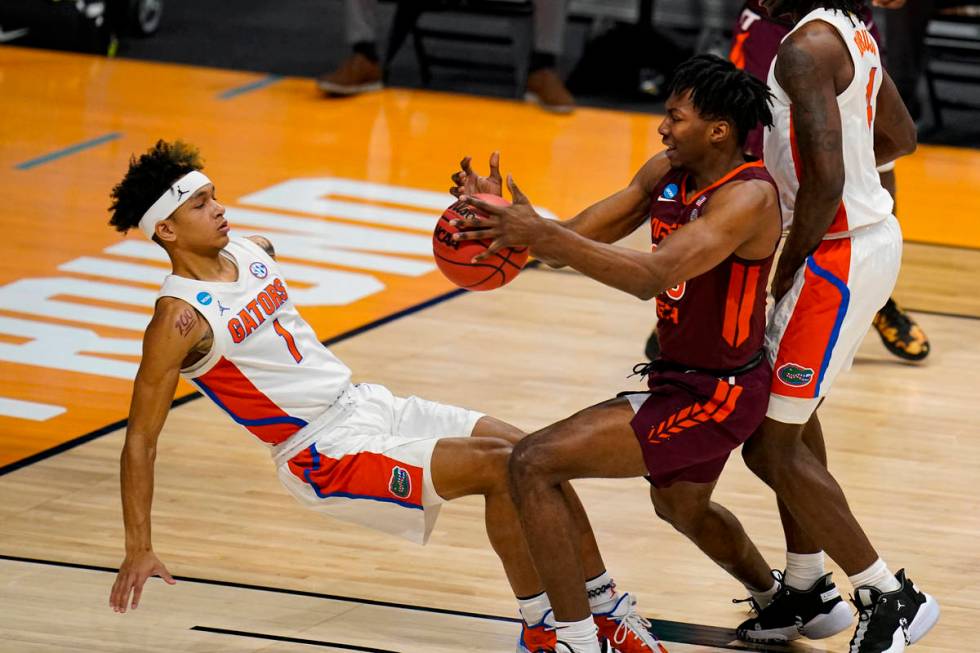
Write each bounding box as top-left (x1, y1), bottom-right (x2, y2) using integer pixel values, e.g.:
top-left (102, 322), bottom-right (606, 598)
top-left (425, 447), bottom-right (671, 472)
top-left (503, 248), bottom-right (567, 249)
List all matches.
top-left (108, 140), bottom-right (203, 235)
top-left (667, 54), bottom-right (774, 148)
top-left (792, 0), bottom-right (865, 17)
top-left (820, 0), bottom-right (865, 15)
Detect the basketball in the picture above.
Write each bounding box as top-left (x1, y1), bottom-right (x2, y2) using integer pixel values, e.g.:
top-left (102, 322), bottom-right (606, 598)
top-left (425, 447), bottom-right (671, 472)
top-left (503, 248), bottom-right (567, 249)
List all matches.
top-left (432, 193), bottom-right (529, 291)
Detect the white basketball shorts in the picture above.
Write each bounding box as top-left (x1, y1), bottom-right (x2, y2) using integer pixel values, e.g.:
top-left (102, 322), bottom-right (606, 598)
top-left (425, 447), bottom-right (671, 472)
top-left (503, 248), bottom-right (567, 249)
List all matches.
top-left (272, 383), bottom-right (484, 544)
top-left (766, 216), bottom-right (902, 424)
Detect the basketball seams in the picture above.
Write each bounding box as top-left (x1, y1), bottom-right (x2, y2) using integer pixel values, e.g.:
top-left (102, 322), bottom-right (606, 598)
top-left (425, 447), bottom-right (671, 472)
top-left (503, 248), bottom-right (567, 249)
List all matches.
top-left (434, 202), bottom-right (527, 291)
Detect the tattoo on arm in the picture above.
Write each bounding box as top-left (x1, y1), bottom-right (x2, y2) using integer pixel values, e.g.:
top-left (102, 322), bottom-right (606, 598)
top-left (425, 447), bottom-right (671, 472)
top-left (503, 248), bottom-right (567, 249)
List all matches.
top-left (174, 309), bottom-right (197, 337)
top-left (254, 236), bottom-right (276, 259)
top-left (777, 39), bottom-right (842, 154)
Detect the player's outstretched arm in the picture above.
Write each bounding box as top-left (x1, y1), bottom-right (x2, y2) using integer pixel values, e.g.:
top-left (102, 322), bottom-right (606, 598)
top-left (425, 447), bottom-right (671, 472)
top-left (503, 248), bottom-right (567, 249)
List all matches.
top-left (109, 298), bottom-right (206, 613)
top-left (873, 68), bottom-right (917, 166)
top-left (451, 153), bottom-right (670, 268)
top-left (769, 26), bottom-right (848, 302)
top-left (556, 153), bottom-right (672, 244)
top-left (456, 176), bottom-right (776, 300)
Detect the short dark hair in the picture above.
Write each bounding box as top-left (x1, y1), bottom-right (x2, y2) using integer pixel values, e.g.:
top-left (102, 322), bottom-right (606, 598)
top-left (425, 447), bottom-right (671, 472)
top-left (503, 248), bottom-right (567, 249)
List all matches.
top-left (812, 0), bottom-right (865, 16)
top-left (667, 54), bottom-right (774, 147)
top-left (108, 140), bottom-right (203, 234)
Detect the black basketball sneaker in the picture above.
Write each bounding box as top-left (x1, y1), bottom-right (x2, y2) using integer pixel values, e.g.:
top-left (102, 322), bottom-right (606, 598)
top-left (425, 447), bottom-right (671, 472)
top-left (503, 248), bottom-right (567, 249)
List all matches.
top-left (872, 298), bottom-right (930, 362)
top-left (848, 569), bottom-right (939, 653)
top-left (737, 572), bottom-right (852, 643)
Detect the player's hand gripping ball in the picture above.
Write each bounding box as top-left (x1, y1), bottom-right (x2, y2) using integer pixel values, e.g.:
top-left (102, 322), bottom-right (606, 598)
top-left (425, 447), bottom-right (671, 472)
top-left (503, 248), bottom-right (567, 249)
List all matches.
top-left (432, 193), bottom-right (529, 291)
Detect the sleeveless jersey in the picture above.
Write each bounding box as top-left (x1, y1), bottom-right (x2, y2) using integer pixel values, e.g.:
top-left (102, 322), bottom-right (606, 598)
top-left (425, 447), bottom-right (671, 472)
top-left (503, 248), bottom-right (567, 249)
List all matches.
top-left (157, 237), bottom-right (352, 446)
top-left (650, 161), bottom-right (777, 370)
top-left (763, 7), bottom-right (893, 237)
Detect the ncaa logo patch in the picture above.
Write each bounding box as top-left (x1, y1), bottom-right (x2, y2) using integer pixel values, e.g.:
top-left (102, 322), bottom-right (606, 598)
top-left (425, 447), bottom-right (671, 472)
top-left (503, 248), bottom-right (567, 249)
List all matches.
top-left (249, 262), bottom-right (269, 279)
top-left (196, 291), bottom-right (213, 306)
top-left (662, 183), bottom-right (679, 199)
top-left (389, 466), bottom-right (412, 499)
top-left (777, 363), bottom-right (815, 387)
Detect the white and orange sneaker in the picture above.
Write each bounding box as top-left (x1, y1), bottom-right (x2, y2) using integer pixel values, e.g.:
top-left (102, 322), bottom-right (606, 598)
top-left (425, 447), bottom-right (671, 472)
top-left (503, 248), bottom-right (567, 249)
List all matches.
top-left (518, 609), bottom-right (557, 653)
top-left (594, 593), bottom-right (669, 653)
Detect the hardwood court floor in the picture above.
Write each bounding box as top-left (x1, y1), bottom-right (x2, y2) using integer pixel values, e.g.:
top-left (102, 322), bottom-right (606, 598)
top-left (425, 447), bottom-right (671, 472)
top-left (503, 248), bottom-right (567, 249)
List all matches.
top-left (1, 255), bottom-right (978, 652)
top-left (0, 46), bottom-right (978, 652)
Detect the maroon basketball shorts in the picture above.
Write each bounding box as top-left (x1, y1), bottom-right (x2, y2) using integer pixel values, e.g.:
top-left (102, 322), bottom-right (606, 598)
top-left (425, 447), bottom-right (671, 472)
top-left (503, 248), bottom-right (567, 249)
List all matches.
top-left (627, 361), bottom-right (771, 488)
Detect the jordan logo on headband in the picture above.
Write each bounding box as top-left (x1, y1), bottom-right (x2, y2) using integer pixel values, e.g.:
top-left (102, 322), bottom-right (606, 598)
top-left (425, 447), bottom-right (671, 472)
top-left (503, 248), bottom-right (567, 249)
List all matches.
top-left (138, 170), bottom-right (212, 239)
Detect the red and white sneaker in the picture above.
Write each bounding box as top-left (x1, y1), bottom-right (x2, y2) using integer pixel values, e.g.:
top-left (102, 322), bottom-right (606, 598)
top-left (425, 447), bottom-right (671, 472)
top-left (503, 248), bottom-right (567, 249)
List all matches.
top-left (518, 609), bottom-right (557, 652)
top-left (594, 594), bottom-right (669, 653)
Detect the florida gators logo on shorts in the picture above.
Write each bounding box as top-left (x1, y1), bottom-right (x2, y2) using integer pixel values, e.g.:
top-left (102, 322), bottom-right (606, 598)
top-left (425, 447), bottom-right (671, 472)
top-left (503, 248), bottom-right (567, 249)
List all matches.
top-left (777, 363), bottom-right (815, 387)
top-left (389, 466), bottom-right (411, 499)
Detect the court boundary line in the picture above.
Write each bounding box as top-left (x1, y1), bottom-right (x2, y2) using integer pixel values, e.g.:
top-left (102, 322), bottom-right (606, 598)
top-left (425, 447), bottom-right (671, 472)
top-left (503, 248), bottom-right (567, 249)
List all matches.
top-left (218, 74), bottom-right (283, 100)
top-left (525, 267), bottom-right (980, 322)
top-left (905, 307), bottom-right (980, 322)
top-left (904, 238), bottom-right (980, 253)
top-left (14, 132), bottom-right (122, 170)
top-left (191, 626), bottom-right (400, 652)
top-left (0, 553), bottom-right (813, 652)
top-left (0, 287), bottom-right (466, 478)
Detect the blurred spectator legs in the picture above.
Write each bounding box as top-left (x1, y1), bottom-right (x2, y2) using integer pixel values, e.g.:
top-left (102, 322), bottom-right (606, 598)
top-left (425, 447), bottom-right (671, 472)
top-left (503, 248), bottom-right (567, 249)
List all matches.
top-left (317, 0), bottom-right (383, 95)
top-left (316, 0), bottom-right (574, 112)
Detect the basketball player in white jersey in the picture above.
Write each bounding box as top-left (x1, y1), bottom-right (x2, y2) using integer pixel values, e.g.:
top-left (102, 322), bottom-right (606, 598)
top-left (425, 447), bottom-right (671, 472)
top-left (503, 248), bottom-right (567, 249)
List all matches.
top-left (731, 2), bottom-right (940, 652)
top-left (105, 141), bottom-right (662, 653)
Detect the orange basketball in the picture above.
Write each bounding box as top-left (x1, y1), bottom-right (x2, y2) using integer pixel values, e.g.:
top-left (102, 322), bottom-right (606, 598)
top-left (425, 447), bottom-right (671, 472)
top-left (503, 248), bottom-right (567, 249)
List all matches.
top-left (433, 194), bottom-right (529, 291)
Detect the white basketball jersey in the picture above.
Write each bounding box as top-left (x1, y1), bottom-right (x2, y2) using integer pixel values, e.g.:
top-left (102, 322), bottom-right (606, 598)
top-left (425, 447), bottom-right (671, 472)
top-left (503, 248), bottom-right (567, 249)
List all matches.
top-left (158, 237), bottom-right (352, 446)
top-left (763, 8), bottom-right (894, 236)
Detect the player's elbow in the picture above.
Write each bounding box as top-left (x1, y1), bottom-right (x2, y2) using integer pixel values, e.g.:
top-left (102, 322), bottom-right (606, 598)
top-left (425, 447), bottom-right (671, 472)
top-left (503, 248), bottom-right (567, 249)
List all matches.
top-left (634, 270), bottom-right (670, 301)
top-left (808, 169), bottom-right (845, 205)
top-left (634, 285), bottom-right (658, 301)
top-left (121, 437), bottom-right (157, 465)
top-left (898, 127), bottom-right (918, 158)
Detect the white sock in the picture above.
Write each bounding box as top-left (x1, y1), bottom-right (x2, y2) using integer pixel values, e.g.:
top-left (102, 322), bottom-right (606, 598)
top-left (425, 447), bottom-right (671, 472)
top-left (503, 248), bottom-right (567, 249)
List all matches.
top-left (585, 571), bottom-right (618, 614)
top-left (518, 591), bottom-right (551, 626)
top-left (848, 558), bottom-right (901, 594)
top-left (785, 551), bottom-right (826, 590)
top-left (554, 617), bottom-right (601, 652)
top-left (748, 578), bottom-right (780, 608)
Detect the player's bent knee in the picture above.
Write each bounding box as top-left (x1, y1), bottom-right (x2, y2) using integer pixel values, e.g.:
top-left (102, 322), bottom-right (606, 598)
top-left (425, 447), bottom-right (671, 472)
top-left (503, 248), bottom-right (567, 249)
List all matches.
top-left (508, 435), bottom-right (558, 488)
top-left (471, 415), bottom-right (525, 445)
top-left (650, 489), bottom-right (708, 535)
top-left (473, 436), bottom-right (514, 485)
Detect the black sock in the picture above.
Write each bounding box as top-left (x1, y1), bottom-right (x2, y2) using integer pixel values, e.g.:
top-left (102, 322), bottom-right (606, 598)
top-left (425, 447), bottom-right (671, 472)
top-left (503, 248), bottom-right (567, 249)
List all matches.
top-left (529, 50), bottom-right (557, 73)
top-left (352, 41), bottom-right (379, 63)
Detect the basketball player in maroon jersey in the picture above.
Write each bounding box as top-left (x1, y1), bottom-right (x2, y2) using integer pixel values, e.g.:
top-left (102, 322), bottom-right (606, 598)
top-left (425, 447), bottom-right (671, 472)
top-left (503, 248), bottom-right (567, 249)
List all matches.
top-left (452, 55), bottom-right (784, 653)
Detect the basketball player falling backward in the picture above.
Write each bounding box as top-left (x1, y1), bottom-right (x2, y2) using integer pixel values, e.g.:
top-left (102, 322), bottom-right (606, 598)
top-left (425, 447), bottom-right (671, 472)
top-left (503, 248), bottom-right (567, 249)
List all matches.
top-left (105, 141), bottom-right (667, 653)
top-left (729, 3), bottom-right (939, 653)
top-left (452, 56), bottom-right (787, 653)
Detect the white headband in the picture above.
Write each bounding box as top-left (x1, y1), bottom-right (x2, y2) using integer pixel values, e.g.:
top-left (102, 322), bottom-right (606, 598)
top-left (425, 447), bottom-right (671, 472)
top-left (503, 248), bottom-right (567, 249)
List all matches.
top-left (138, 170), bottom-right (212, 239)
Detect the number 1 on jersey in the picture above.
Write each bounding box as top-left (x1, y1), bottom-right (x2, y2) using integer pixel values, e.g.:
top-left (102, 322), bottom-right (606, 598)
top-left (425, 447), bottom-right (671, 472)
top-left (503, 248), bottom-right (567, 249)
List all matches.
top-left (866, 66), bottom-right (878, 128)
top-left (273, 319), bottom-right (303, 363)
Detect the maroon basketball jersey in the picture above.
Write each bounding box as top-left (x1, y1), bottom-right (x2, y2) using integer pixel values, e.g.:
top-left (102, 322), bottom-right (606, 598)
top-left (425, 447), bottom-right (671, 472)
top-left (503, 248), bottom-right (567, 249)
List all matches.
top-left (650, 160), bottom-right (777, 370)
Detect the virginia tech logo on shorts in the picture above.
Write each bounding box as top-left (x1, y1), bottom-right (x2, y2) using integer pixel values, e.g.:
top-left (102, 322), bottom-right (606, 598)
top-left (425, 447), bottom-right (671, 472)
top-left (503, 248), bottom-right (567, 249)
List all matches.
top-left (389, 466), bottom-right (412, 499)
top-left (777, 363), bottom-right (815, 387)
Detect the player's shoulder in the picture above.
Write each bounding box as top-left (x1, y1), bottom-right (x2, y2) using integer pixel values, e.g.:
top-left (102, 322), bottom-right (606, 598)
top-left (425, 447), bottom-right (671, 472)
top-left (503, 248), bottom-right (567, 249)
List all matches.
top-left (244, 234), bottom-right (276, 259)
top-left (146, 296), bottom-right (209, 348)
top-left (636, 152), bottom-right (673, 192)
top-left (778, 17), bottom-right (848, 67)
top-left (710, 175), bottom-right (778, 212)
